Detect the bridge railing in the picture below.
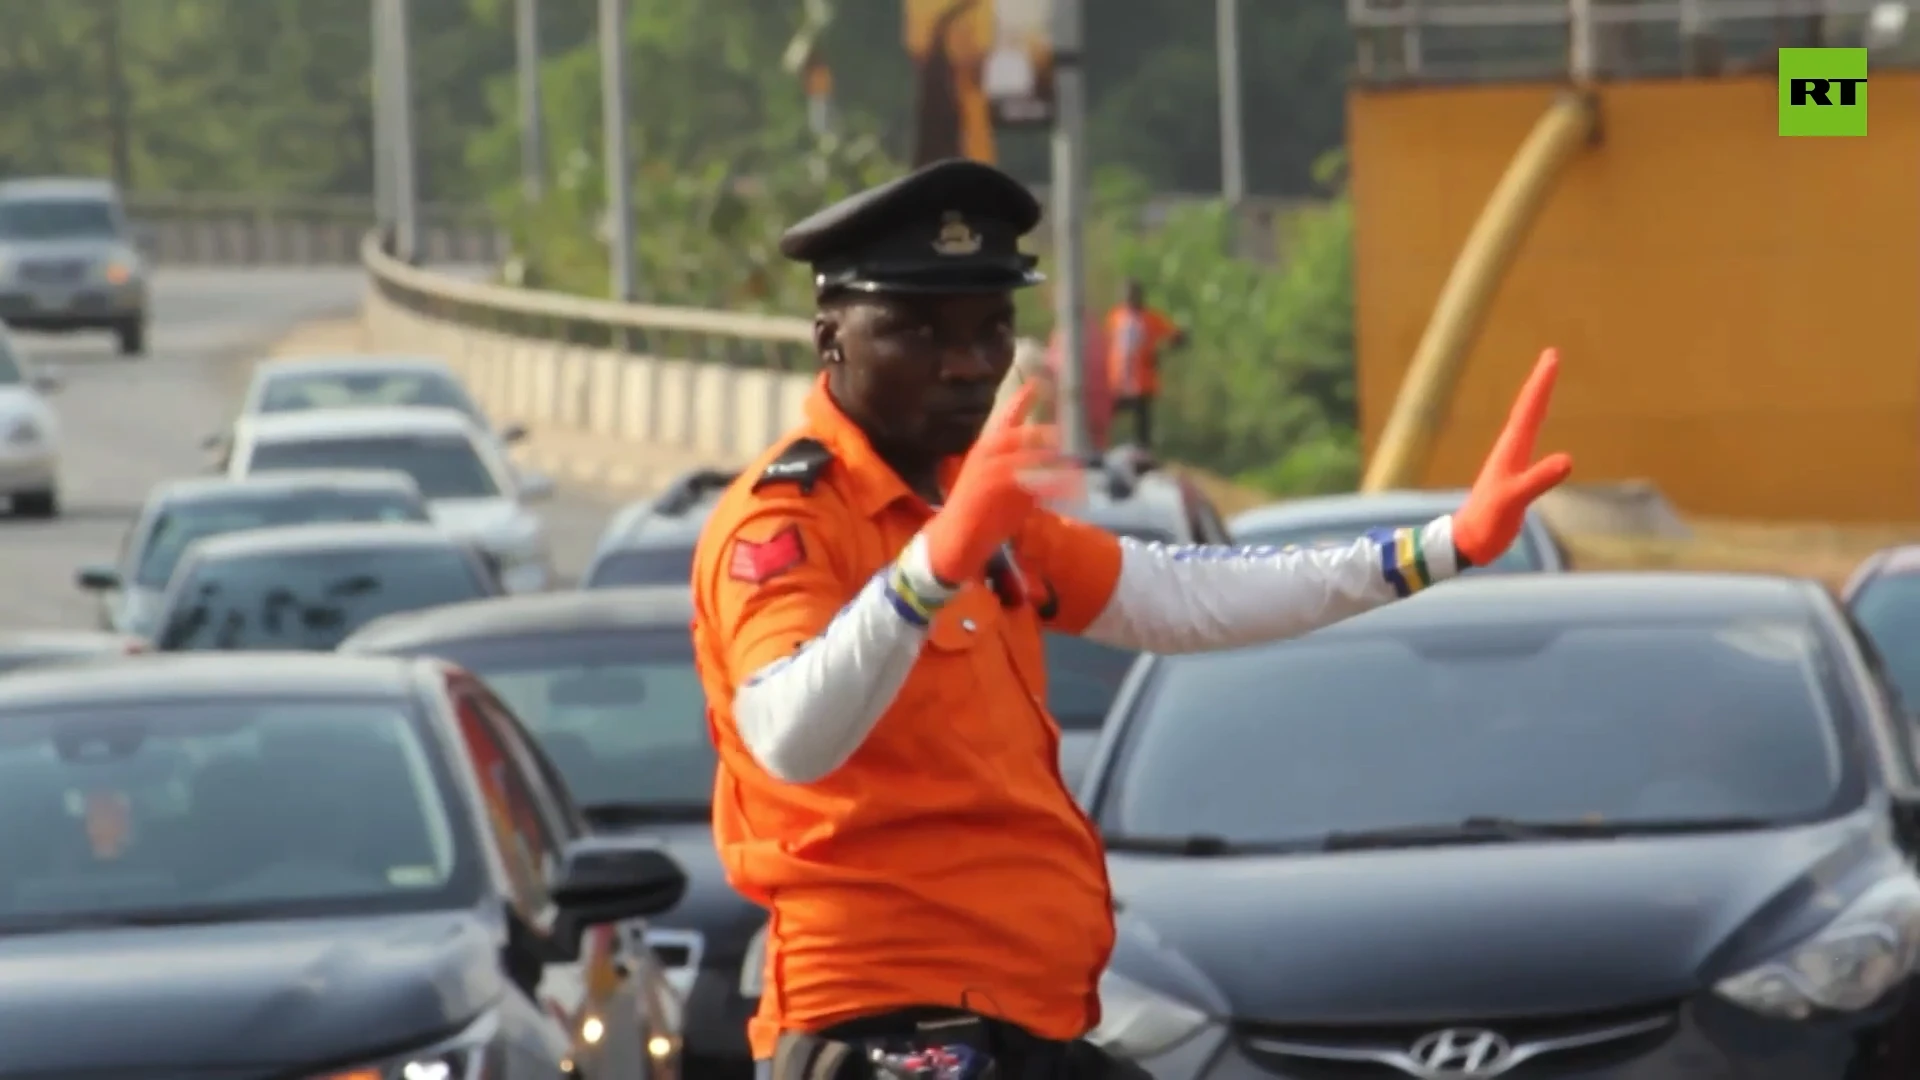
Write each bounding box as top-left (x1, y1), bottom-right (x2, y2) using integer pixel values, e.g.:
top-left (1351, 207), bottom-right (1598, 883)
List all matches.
top-left (125, 193), bottom-right (506, 266)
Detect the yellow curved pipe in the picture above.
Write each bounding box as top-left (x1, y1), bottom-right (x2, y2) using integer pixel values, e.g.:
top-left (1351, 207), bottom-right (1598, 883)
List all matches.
top-left (1360, 90), bottom-right (1600, 492)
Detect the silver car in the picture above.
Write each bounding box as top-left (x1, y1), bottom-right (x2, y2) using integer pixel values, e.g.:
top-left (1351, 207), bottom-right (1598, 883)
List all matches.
top-left (0, 324), bottom-right (62, 516)
top-left (0, 178), bottom-right (148, 356)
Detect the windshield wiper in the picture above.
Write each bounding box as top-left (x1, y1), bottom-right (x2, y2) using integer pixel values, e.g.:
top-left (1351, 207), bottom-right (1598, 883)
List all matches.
top-left (1102, 834), bottom-right (1318, 856)
top-left (582, 801), bottom-right (712, 827)
top-left (1320, 815), bottom-right (1775, 852)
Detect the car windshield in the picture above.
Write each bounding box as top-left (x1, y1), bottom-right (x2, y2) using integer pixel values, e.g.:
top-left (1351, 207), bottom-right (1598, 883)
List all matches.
top-left (583, 547), bottom-right (695, 589)
top-left (398, 628), bottom-right (711, 812)
top-left (158, 547), bottom-right (488, 652)
top-left (0, 697), bottom-right (468, 928)
top-left (248, 435), bottom-right (500, 500)
top-left (134, 492), bottom-right (429, 588)
top-left (258, 371), bottom-right (480, 422)
top-left (1044, 634), bottom-right (1139, 731)
top-left (0, 197), bottom-right (120, 241)
top-left (1099, 618), bottom-right (1849, 846)
top-left (1850, 573), bottom-right (1920, 706)
top-left (1238, 514), bottom-right (1541, 574)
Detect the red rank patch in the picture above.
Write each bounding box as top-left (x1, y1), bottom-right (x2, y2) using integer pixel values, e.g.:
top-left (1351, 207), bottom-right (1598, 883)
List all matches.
top-left (728, 525), bottom-right (806, 584)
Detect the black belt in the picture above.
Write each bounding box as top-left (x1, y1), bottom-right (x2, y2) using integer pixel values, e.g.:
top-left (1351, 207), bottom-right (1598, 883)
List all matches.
top-left (774, 1007), bottom-right (1082, 1080)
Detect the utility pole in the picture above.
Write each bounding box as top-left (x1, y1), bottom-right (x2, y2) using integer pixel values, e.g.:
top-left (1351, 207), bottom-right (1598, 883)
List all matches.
top-left (600, 0), bottom-right (635, 301)
top-left (372, 0), bottom-right (393, 229)
top-left (99, 0), bottom-right (133, 190)
top-left (377, 0), bottom-right (420, 263)
top-left (516, 0), bottom-right (545, 202)
top-left (1050, 0), bottom-right (1090, 456)
top-left (1216, 0), bottom-right (1244, 207)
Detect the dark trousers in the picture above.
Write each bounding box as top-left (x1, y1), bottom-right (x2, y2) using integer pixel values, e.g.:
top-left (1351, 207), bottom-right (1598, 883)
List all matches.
top-left (1112, 396), bottom-right (1152, 449)
top-left (759, 1008), bottom-right (1150, 1080)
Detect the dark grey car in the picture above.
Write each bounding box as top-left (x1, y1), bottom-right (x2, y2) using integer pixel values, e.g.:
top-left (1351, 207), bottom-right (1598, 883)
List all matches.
top-left (0, 178), bottom-right (148, 355)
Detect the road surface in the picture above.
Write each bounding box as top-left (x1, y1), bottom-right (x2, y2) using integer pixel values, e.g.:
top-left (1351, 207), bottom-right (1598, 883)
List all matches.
top-left (0, 268), bottom-right (616, 631)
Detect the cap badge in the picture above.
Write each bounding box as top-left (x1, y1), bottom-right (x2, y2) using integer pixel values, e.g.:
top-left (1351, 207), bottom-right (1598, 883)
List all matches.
top-left (931, 212), bottom-right (982, 257)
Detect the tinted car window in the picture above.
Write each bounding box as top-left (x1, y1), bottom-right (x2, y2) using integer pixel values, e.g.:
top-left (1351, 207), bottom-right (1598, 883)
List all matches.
top-left (260, 372), bottom-right (480, 421)
top-left (1101, 619), bottom-right (1848, 844)
top-left (0, 698), bottom-right (468, 927)
top-left (1851, 574), bottom-right (1920, 707)
top-left (158, 547), bottom-right (490, 652)
top-left (0, 198), bottom-right (119, 240)
top-left (582, 547), bottom-right (696, 589)
top-left (409, 629), bottom-right (711, 811)
top-left (248, 435), bottom-right (499, 499)
top-left (1044, 634), bottom-right (1139, 731)
top-left (1239, 515), bottom-right (1541, 574)
top-left (452, 692), bottom-right (559, 916)
top-left (135, 492), bottom-right (428, 588)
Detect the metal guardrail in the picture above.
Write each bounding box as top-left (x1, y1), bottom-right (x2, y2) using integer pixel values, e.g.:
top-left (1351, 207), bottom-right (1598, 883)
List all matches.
top-left (124, 193), bottom-right (507, 267)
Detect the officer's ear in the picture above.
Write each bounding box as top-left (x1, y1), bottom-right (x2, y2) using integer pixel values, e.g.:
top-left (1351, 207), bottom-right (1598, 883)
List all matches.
top-left (814, 299), bottom-right (847, 366)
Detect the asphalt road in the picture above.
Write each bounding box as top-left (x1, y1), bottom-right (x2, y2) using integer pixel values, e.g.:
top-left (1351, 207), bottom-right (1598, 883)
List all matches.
top-left (0, 268), bottom-right (617, 631)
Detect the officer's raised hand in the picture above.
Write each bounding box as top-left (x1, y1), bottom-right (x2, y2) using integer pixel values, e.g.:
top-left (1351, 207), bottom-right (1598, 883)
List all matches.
top-left (1451, 348), bottom-right (1574, 568)
top-left (922, 381), bottom-right (1079, 586)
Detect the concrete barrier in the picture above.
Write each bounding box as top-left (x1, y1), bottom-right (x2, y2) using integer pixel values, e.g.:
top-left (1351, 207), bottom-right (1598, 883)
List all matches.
top-left (126, 193), bottom-right (505, 267)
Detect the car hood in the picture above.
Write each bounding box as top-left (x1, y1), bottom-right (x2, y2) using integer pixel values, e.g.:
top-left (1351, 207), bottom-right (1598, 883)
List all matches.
top-left (616, 821), bottom-right (764, 961)
top-left (428, 497), bottom-right (531, 544)
top-left (1106, 816), bottom-right (1877, 1024)
top-left (0, 910), bottom-right (500, 1073)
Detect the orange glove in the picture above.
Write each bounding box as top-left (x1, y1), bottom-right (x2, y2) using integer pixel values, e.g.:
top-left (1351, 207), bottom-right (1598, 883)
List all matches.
top-left (1453, 348), bottom-right (1575, 567)
top-left (923, 382), bottom-right (1078, 586)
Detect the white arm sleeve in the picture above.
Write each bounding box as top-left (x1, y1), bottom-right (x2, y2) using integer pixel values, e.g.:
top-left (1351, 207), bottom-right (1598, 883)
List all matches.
top-left (731, 534), bottom-right (955, 783)
top-left (1081, 517), bottom-right (1462, 655)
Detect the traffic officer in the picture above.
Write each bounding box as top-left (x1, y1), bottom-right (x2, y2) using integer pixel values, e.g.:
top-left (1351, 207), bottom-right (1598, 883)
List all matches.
top-left (690, 157), bottom-right (1573, 1080)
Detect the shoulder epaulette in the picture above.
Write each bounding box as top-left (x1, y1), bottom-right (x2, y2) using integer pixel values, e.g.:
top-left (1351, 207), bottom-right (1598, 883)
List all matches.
top-left (752, 438), bottom-right (835, 495)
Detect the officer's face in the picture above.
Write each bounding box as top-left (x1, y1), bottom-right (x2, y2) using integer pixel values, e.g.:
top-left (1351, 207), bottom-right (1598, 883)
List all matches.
top-left (819, 291), bottom-right (1017, 458)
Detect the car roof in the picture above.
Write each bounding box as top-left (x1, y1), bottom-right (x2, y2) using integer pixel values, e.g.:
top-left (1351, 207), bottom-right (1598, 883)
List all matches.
top-left (0, 177), bottom-right (117, 201)
top-left (1859, 545), bottom-right (1920, 578)
top-left (181, 521), bottom-right (459, 561)
top-left (0, 653), bottom-right (424, 711)
top-left (1229, 489), bottom-right (1476, 535)
top-left (0, 630), bottom-right (140, 656)
top-left (255, 355), bottom-right (455, 379)
top-left (1284, 572), bottom-right (1821, 640)
top-left (238, 406), bottom-right (480, 441)
top-left (151, 470), bottom-right (423, 505)
top-left (345, 586), bottom-right (693, 652)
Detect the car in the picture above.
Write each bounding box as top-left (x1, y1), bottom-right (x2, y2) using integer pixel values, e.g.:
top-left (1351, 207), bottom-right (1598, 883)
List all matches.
top-left (1229, 488), bottom-right (1571, 573)
top-left (340, 586), bottom-right (764, 1080)
top-left (0, 177), bottom-right (148, 355)
top-left (0, 630), bottom-right (144, 674)
top-left (206, 354), bottom-right (529, 465)
top-left (0, 652), bottom-right (687, 1079)
top-left (0, 324), bottom-right (62, 517)
top-left (1843, 544), bottom-right (1920, 710)
top-left (1069, 572), bottom-right (1920, 1080)
top-left (151, 522), bottom-right (505, 652)
top-left (227, 406), bottom-right (557, 592)
top-left (75, 470), bottom-right (432, 639)
top-left (579, 469), bottom-right (734, 589)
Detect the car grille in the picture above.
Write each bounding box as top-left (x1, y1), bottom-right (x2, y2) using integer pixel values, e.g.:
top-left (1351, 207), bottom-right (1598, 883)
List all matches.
top-left (16, 259), bottom-right (89, 285)
top-left (1236, 1002), bottom-right (1678, 1079)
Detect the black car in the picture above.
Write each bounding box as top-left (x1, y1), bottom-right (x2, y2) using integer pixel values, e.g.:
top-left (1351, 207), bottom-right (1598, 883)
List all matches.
top-left (75, 469), bottom-right (433, 640)
top-left (0, 653), bottom-right (687, 1079)
top-left (152, 521), bottom-right (503, 651)
top-left (341, 587), bottom-right (764, 1080)
top-left (1077, 573), bottom-right (1920, 1080)
top-left (0, 630), bottom-right (145, 674)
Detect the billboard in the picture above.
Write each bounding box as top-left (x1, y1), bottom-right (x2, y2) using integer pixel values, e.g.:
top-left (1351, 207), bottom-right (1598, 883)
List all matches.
top-left (904, 0), bottom-right (1055, 166)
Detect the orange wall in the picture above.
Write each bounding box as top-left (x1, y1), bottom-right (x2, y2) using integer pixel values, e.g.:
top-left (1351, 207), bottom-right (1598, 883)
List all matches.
top-left (1349, 75), bottom-right (1920, 522)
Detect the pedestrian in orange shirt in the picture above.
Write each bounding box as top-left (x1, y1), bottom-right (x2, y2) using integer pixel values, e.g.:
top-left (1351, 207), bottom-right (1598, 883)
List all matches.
top-left (1103, 281), bottom-right (1183, 449)
top-left (689, 157), bottom-right (1573, 1080)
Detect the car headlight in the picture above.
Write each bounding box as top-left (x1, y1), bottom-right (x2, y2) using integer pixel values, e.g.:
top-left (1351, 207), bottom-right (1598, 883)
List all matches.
top-left (309, 1009), bottom-right (498, 1080)
top-left (6, 417), bottom-right (42, 446)
top-left (103, 251), bottom-right (140, 285)
top-left (740, 922), bottom-right (767, 998)
top-left (1086, 970), bottom-right (1211, 1060)
top-left (1716, 875), bottom-right (1920, 1019)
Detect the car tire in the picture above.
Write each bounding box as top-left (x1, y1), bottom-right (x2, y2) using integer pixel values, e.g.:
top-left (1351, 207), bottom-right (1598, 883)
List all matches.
top-left (13, 487), bottom-right (58, 518)
top-left (116, 317), bottom-right (146, 357)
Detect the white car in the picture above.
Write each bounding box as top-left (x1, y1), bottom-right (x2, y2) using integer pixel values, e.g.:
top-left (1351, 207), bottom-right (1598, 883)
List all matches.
top-left (0, 325), bottom-right (62, 517)
top-left (206, 354), bottom-right (525, 466)
top-left (225, 406), bottom-right (557, 592)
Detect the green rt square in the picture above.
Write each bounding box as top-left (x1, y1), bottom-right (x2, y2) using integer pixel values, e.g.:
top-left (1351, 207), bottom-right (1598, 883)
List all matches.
top-left (1780, 48), bottom-right (1868, 136)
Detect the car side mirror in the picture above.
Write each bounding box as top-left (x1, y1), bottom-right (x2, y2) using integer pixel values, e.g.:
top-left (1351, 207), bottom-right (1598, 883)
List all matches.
top-left (518, 471), bottom-right (555, 502)
top-left (500, 423), bottom-right (528, 444)
top-left (76, 565), bottom-right (121, 591)
top-left (548, 836), bottom-right (686, 959)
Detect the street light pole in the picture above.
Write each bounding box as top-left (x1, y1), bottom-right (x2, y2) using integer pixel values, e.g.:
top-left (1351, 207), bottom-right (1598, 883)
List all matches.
top-left (599, 0), bottom-right (635, 301)
top-left (1050, 0), bottom-right (1090, 457)
top-left (379, 0), bottom-right (420, 263)
top-left (1217, 0), bottom-right (1245, 206)
top-left (371, 0), bottom-right (392, 230)
top-left (516, 0), bottom-right (545, 202)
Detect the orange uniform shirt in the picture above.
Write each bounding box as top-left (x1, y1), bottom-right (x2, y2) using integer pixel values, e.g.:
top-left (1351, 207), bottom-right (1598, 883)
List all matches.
top-left (691, 377), bottom-right (1126, 1059)
top-left (1104, 305), bottom-right (1176, 399)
